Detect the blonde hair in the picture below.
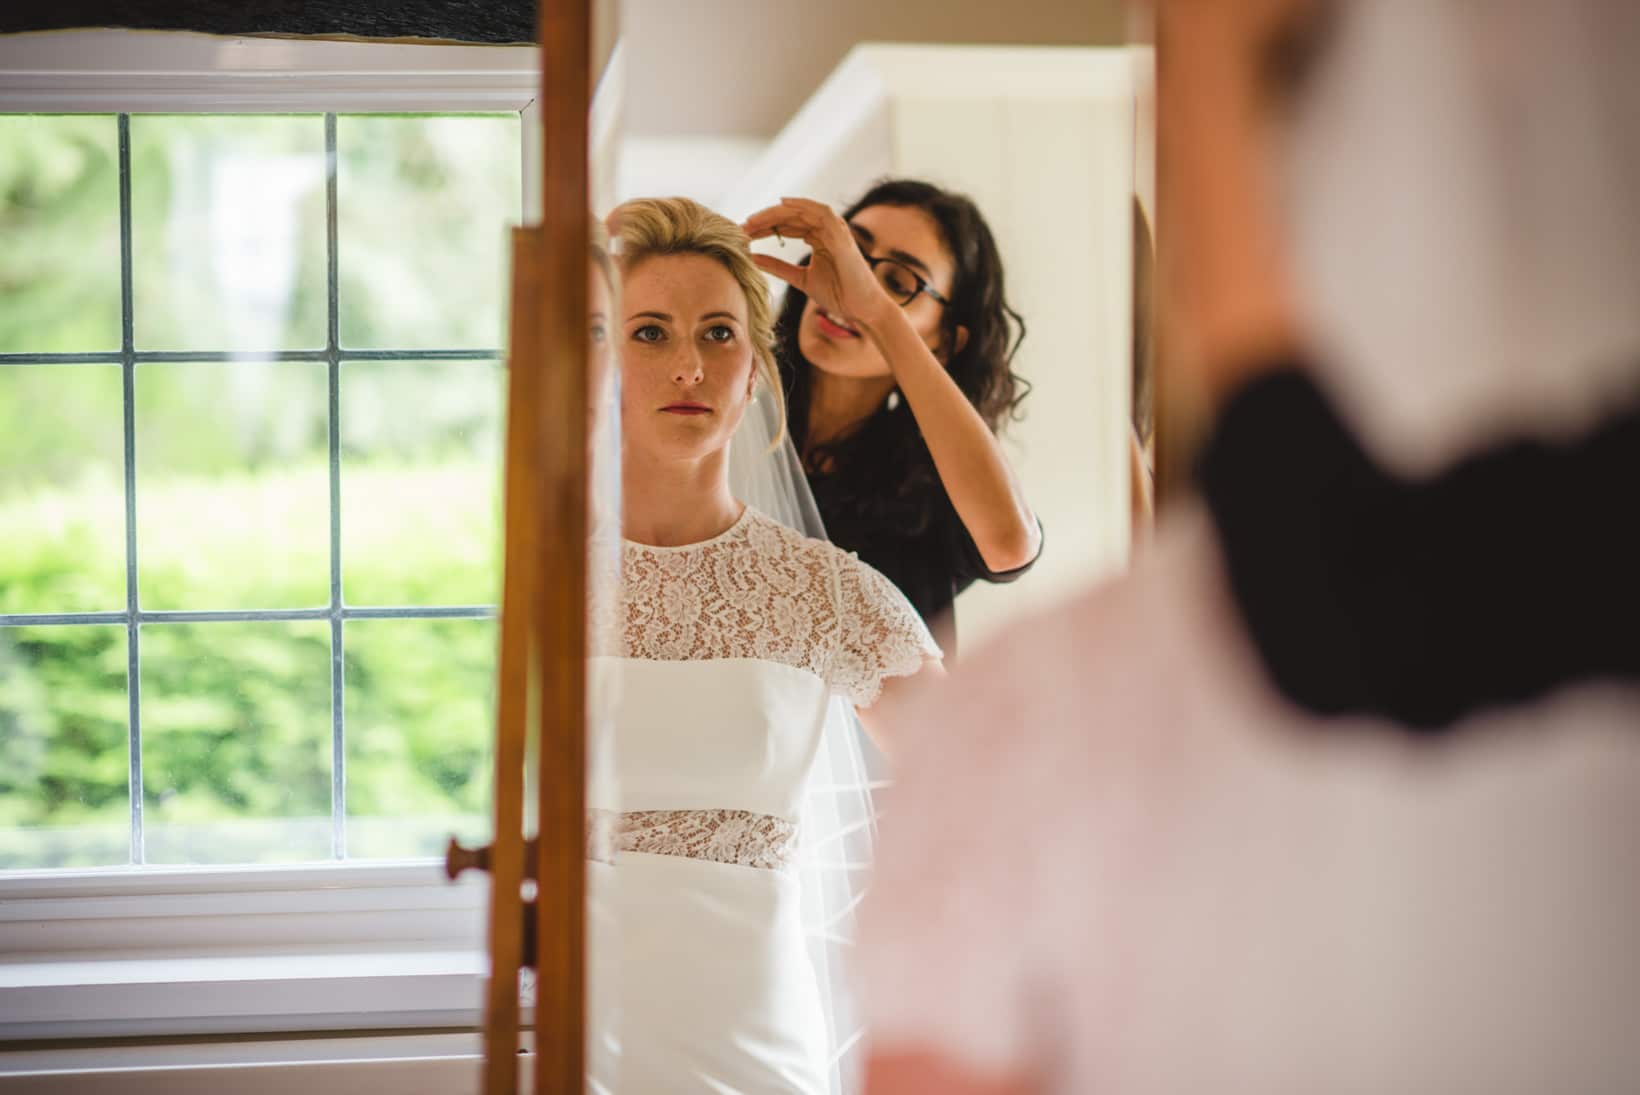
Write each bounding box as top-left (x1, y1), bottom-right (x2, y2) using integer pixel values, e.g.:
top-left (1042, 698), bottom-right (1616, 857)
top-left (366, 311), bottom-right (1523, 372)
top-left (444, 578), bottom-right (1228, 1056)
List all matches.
top-left (608, 197), bottom-right (784, 443)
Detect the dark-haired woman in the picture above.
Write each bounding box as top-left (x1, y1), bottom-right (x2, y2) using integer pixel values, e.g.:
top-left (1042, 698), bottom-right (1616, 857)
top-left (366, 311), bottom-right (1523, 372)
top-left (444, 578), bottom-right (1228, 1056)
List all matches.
top-left (742, 182), bottom-right (1041, 653)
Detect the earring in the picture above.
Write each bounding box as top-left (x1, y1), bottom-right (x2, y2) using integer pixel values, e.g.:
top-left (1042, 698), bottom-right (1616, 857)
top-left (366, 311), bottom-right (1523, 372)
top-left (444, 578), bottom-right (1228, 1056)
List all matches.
top-left (886, 390), bottom-right (902, 412)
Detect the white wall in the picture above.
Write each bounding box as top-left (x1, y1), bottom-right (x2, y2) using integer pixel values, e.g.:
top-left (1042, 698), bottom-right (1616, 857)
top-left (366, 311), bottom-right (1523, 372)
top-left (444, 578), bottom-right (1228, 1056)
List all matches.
top-left (613, 135), bottom-right (769, 209)
top-left (723, 45), bottom-right (1139, 651)
top-left (897, 82), bottom-right (1134, 649)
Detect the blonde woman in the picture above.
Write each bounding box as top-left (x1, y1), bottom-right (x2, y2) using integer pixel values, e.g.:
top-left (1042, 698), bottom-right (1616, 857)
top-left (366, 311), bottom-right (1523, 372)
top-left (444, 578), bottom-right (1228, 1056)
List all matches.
top-left (594, 198), bottom-right (941, 1093)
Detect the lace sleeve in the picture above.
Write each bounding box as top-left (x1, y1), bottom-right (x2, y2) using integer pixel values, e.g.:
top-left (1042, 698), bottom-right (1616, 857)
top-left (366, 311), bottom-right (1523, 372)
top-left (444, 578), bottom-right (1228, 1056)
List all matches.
top-left (829, 552), bottom-right (942, 707)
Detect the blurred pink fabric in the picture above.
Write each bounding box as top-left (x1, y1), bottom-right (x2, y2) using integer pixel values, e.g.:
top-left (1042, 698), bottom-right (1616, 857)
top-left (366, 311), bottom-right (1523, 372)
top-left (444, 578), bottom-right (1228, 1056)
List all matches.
top-left (857, 3), bottom-right (1640, 1086)
top-left (858, 507), bottom-right (1640, 1093)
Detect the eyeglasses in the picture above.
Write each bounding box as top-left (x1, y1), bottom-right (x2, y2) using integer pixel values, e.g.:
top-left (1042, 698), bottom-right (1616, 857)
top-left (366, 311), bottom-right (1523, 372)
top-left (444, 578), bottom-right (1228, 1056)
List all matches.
top-left (857, 241), bottom-right (949, 308)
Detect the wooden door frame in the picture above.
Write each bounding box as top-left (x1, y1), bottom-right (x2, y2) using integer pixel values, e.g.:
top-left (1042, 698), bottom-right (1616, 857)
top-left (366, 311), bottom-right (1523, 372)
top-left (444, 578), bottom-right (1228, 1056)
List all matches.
top-left (479, 0), bottom-right (592, 1091)
top-left (528, 0), bottom-right (592, 1088)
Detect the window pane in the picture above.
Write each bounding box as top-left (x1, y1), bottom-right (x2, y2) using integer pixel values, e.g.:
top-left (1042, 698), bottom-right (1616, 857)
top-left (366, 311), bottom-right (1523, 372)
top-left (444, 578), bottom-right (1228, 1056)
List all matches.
top-left (0, 625), bottom-right (130, 869)
top-left (141, 621), bottom-right (331, 864)
top-left (129, 116), bottom-right (326, 352)
top-left (0, 365), bottom-right (126, 615)
top-left (336, 115), bottom-right (520, 350)
top-left (340, 360), bottom-right (503, 606)
top-left (0, 115), bottom-right (122, 354)
top-left (135, 361), bottom-right (329, 611)
top-left (344, 617), bottom-right (495, 858)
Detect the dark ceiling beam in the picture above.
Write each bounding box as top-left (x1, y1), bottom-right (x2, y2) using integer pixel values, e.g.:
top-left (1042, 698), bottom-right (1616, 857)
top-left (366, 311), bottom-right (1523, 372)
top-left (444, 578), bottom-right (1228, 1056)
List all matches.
top-left (0, 1), bottom-right (534, 44)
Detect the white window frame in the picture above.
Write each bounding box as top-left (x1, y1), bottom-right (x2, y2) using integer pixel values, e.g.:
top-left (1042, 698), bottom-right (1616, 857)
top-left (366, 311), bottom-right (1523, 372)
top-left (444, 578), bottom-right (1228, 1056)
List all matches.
top-left (0, 28), bottom-right (555, 1045)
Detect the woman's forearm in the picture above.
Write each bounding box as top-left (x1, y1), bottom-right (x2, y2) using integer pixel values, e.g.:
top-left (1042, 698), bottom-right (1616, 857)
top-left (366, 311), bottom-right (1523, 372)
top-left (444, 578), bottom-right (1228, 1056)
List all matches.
top-left (857, 303), bottom-right (1040, 572)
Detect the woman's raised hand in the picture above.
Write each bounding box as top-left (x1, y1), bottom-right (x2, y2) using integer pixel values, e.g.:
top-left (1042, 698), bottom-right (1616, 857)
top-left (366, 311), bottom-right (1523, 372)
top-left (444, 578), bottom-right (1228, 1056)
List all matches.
top-left (742, 198), bottom-right (896, 330)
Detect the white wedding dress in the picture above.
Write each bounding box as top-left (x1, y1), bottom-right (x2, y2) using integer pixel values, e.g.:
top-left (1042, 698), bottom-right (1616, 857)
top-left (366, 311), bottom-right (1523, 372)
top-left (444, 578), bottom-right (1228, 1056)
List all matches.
top-left (589, 505), bottom-right (937, 1094)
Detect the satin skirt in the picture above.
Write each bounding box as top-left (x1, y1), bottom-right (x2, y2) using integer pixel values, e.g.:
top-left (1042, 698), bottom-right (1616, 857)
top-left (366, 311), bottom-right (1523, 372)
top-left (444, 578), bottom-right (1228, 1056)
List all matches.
top-left (592, 850), bottom-right (828, 1094)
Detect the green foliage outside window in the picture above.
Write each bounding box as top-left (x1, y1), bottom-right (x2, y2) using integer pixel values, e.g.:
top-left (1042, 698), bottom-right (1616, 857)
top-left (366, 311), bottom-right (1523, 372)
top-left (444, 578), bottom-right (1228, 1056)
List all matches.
top-left (0, 113), bottom-right (517, 869)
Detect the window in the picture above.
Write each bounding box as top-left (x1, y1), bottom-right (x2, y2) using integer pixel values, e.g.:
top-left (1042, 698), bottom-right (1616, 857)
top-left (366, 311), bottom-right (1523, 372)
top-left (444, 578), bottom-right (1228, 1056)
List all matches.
top-left (0, 30), bottom-right (553, 1042)
top-left (1, 108), bottom-right (520, 869)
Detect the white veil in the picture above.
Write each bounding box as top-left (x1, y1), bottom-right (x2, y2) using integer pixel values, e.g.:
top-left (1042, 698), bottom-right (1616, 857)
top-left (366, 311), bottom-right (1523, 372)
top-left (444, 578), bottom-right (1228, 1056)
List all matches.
top-left (727, 385), bottom-right (827, 539)
top-left (729, 384), bottom-right (883, 1095)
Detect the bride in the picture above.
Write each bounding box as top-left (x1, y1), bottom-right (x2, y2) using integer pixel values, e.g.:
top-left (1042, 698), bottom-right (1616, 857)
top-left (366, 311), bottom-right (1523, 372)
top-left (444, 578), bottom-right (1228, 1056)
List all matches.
top-left (593, 197), bottom-right (943, 1094)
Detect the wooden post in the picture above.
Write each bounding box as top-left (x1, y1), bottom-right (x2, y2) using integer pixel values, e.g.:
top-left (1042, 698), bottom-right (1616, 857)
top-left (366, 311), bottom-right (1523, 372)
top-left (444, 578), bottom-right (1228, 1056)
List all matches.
top-left (529, 0), bottom-right (592, 1091)
top-left (465, 1), bottom-right (592, 1092)
top-left (474, 225), bottom-right (546, 1095)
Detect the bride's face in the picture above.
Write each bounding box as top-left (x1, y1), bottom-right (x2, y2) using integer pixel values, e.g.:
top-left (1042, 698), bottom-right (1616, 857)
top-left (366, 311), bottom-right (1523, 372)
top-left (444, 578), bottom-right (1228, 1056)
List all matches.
top-left (619, 253), bottom-right (756, 463)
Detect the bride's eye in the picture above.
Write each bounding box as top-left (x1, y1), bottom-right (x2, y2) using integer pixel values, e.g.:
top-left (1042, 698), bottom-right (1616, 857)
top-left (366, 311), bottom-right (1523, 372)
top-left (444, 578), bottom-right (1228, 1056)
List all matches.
top-left (703, 324), bottom-right (735, 343)
top-left (631, 323), bottom-right (666, 343)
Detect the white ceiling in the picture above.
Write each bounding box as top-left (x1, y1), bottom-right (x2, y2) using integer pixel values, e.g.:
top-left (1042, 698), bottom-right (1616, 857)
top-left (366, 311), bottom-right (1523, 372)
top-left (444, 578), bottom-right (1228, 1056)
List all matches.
top-left (619, 0), bottom-right (1129, 137)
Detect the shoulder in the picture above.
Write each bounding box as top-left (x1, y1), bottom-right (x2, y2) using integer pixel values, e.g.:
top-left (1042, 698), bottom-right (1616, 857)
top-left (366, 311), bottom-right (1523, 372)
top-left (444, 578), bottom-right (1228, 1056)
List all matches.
top-left (830, 541), bottom-right (924, 620)
top-left (742, 508), bottom-right (895, 593)
top-left (739, 506), bottom-right (933, 633)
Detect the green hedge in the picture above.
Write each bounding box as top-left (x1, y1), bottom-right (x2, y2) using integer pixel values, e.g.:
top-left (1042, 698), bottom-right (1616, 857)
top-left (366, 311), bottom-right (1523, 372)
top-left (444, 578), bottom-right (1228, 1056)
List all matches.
top-left (0, 459), bottom-right (499, 869)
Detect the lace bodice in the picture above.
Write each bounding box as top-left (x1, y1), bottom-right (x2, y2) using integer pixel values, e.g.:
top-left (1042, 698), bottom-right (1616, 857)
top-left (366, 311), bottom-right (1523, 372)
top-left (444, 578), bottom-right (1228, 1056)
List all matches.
top-left (612, 507), bottom-right (939, 708)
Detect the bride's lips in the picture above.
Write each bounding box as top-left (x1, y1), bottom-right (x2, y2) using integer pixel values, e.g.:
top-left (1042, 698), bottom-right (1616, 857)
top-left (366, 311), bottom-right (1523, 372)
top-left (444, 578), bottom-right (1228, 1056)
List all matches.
top-left (661, 401), bottom-right (712, 415)
top-left (814, 310), bottom-right (860, 339)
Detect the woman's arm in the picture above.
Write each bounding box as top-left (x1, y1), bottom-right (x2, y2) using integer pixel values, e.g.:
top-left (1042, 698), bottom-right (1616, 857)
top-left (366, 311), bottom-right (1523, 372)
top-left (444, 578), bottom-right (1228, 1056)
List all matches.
top-left (856, 296), bottom-right (1042, 572)
top-left (745, 198), bottom-right (1041, 573)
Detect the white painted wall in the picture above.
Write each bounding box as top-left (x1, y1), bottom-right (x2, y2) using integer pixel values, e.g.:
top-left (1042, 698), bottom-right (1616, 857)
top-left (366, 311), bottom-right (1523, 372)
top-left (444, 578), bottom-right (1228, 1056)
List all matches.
top-left (612, 135), bottom-right (769, 209)
top-left (723, 45), bottom-right (1139, 651)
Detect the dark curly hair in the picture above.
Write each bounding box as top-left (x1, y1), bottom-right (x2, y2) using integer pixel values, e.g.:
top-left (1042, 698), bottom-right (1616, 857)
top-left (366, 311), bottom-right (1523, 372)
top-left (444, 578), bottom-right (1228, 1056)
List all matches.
top-left (777, 178), bottom-right (1029, 537)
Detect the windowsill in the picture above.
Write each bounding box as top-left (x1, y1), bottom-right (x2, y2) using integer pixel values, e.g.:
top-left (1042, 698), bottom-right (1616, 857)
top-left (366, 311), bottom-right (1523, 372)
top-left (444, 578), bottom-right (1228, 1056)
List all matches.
top-left (0, 861), bottom-right (492, 1042)
top-left (0, 1030), bottom-right (536, 1093)
top-left (0, 950), bottom-right (486, 1041)
top-left (0, 1030), bottom-right (501, 1073)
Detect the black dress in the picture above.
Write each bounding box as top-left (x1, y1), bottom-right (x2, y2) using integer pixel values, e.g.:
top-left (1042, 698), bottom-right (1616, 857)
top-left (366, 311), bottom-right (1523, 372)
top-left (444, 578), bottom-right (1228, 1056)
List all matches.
top-left (1198, 365), bottom-right (1640, 732)
top-left (808, 467), bottom-right (1039, 657)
